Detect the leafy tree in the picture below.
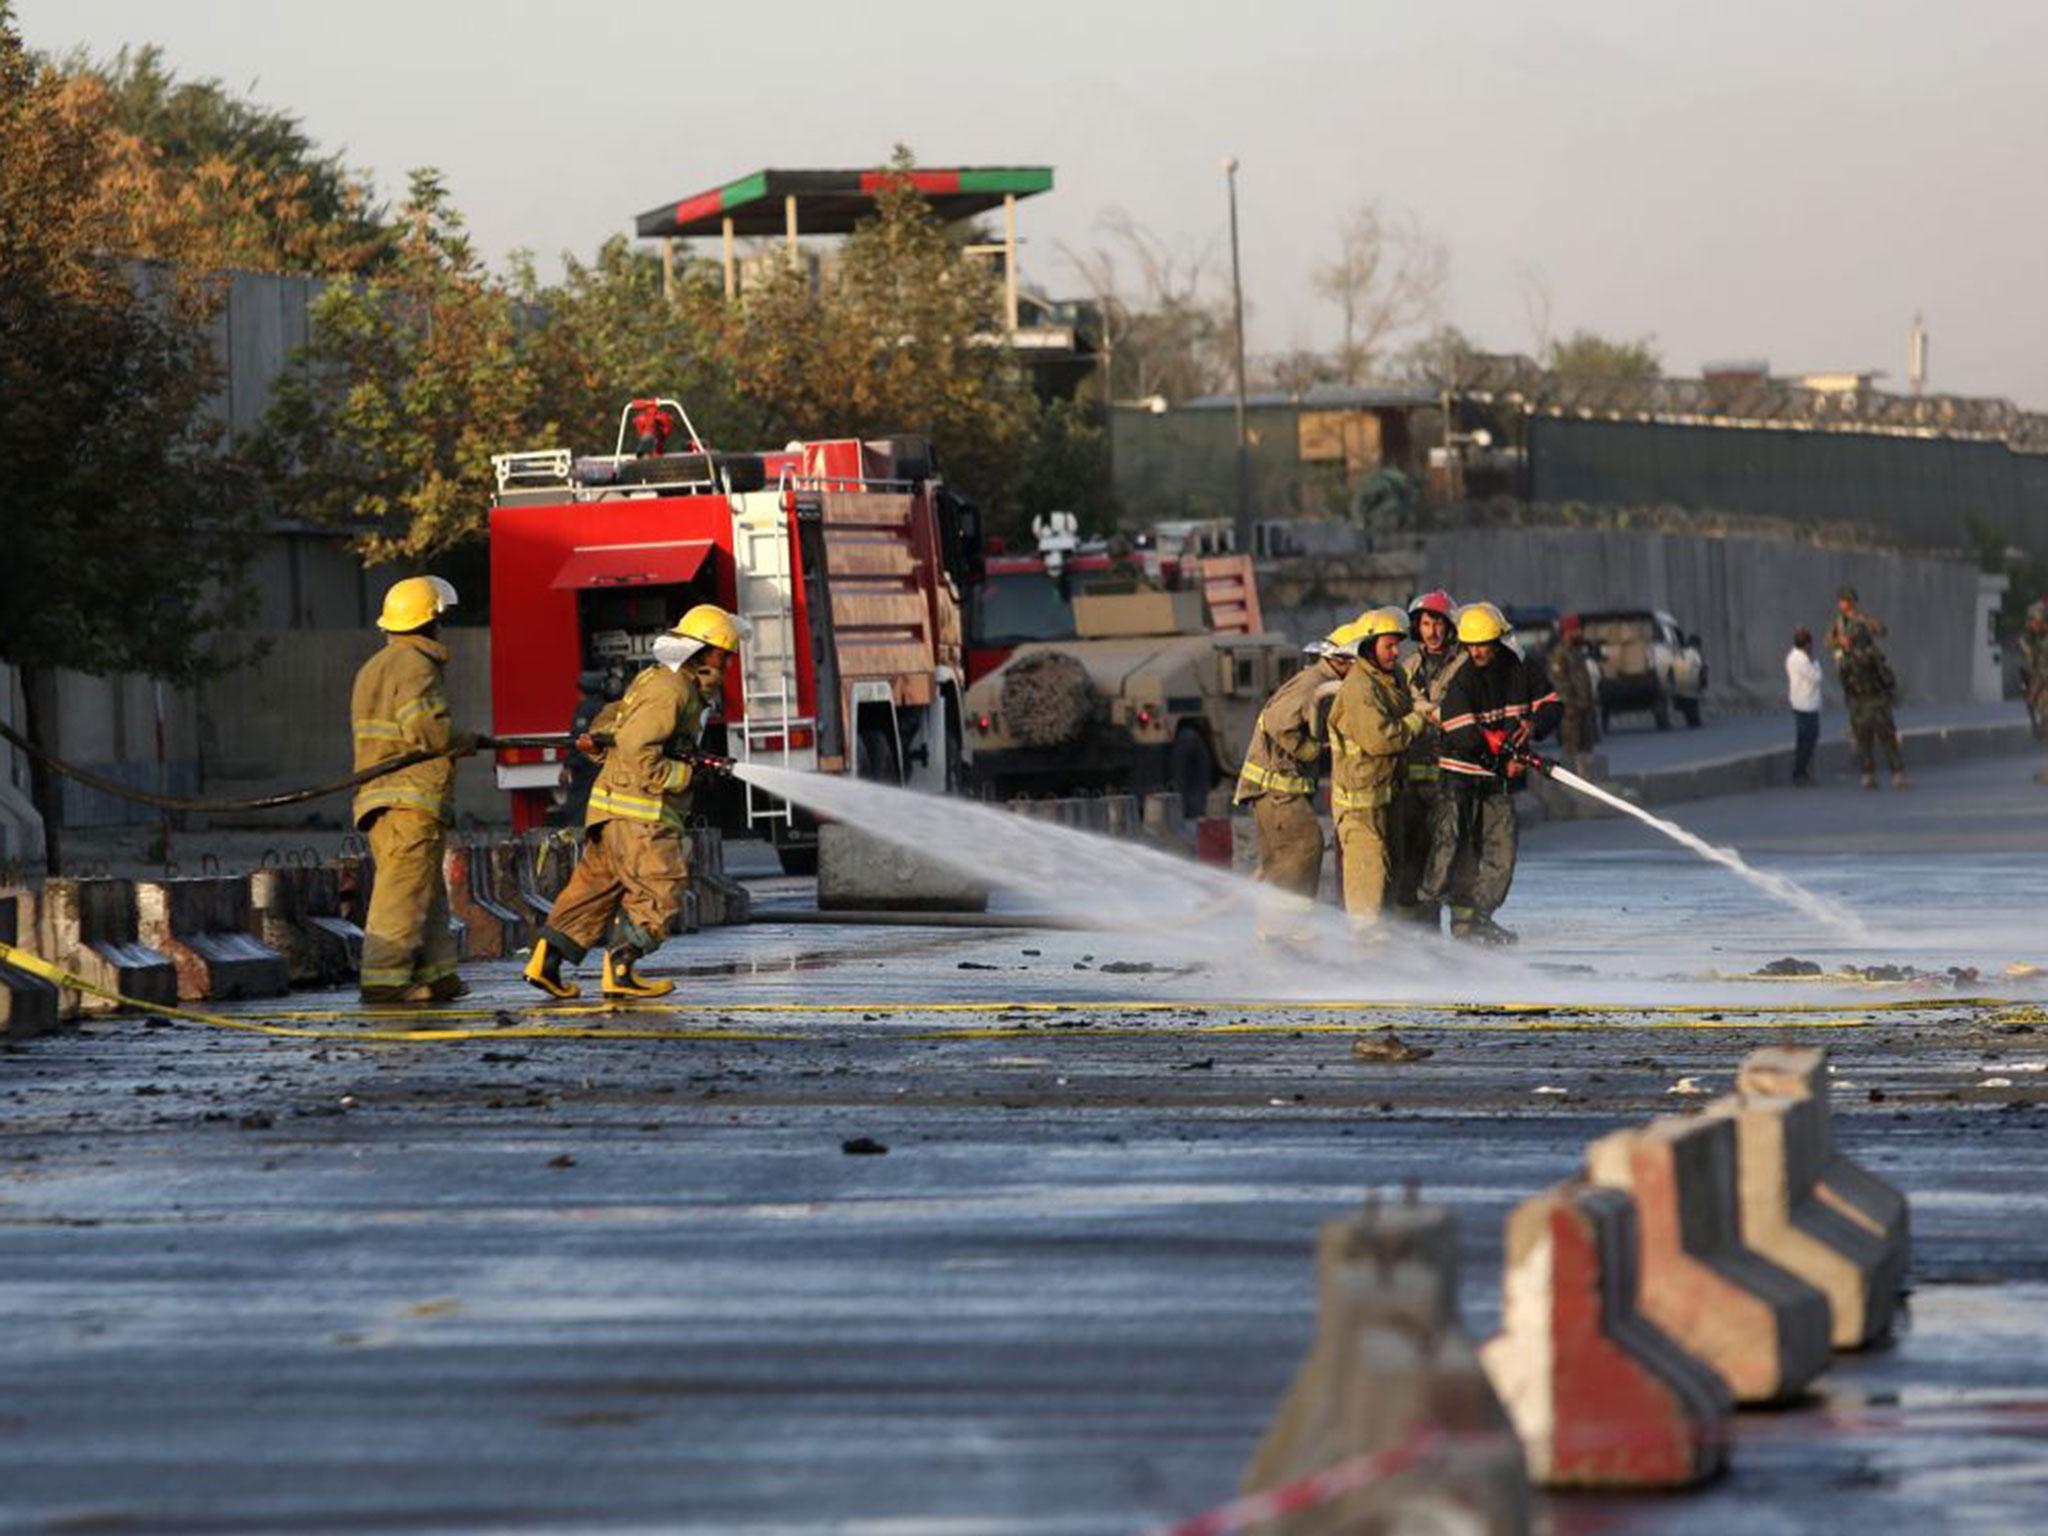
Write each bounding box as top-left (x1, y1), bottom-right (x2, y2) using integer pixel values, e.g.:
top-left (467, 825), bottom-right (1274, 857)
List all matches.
top-left (1016, 397), bottom-right (1114, 534)
top-left (0, 11), bottom-right (264, 871)
top-left (44, 43), bottom-right (390, 274)
top-left (1061, 211), bottom-right (1234, 404)
top-left (519, 235), bottom-right (764, 457)
top-left (1546, 329), bottom-right (1662, 388)
top-left (253, 169), bottom-right (541, 559)
top-left (721, 148), bottom-right (1039, 537)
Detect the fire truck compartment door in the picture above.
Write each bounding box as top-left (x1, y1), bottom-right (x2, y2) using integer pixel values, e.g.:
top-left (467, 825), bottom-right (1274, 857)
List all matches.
top-left (550, 539), bottom-right (714, 591)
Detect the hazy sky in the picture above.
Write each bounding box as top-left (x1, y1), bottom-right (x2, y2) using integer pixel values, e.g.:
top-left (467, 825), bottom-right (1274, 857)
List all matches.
top-left (24, 0), bottom-right (2048, 404)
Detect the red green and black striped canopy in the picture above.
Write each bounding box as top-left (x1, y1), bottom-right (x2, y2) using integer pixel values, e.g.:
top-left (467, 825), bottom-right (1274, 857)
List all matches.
top-left (635, 167), bottom-right (1053, 239)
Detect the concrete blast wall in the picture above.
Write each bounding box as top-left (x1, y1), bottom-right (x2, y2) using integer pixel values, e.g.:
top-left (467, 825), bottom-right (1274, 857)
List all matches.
top-left (1418, 528), bottom-right (1985, 708)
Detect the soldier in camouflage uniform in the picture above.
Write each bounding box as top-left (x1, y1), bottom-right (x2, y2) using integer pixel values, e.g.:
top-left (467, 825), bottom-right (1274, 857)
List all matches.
top-left (1826, 586), bottom-right (1907, 789)
top-left (1548, 614), bottom-right (1598, 776)
top-left (2022, 599), bottom-right (2048, 742)
top-left (1393, 591), bottom-right (1463, 925)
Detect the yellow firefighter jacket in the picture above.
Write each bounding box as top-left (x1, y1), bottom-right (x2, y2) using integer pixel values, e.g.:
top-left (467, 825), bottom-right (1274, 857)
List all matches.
top-left (1234, 658), bottom-right (1344, 804)
top-left (586, 663), bottom-right (710, 833)
top-left (351, 633), bottom-right (457, 829)
top-left (1326, 659), bottom-right (1424, 813)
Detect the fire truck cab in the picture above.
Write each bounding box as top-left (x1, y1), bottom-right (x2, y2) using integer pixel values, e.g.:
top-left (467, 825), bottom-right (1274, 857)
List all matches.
top-left (488, 399), bottom-right (981, 871)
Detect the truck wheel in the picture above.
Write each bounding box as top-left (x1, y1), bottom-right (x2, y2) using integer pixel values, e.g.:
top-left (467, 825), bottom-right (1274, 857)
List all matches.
top-left (1678, 695), bottom-right (1702, 729)
top-left (776, 844), bottom-right (819, 876)
top-left (856, 724), bottom-right (901, 785)
top-left (1170, 727), bottom-right (1214, 819)
top-left (1652, 687), bottom-right (1673, 732)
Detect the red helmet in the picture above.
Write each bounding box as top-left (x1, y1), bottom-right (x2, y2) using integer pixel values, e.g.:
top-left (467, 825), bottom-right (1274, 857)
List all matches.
top-left (1408, 590), bottom-right (1455, 633)
top-left (1559, 612), bottom-right (1583, 637)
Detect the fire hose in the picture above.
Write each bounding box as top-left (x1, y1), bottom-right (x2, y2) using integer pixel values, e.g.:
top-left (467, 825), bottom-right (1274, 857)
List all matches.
top-left (0, 718), bottom-right (734, 818)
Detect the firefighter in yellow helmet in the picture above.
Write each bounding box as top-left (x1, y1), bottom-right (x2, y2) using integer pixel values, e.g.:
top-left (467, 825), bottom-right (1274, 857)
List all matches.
top-left (351, 575), bottom-right (476, 1004)
top-left (1232, 618), bottom-right (1361, 911)
top-left (525, 604), bottom-right (747, 1000)
top-left (1325, 607), bottom-right (1434, 932)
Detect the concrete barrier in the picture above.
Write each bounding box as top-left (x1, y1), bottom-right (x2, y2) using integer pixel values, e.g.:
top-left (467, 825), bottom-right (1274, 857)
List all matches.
top-left (1584, 1115), bottom-right (1832, 1404)
top-left (1102, 794), bottom-right (1140, 838)
top-left (1244, 1197), bottom-right (1528, 1535)
top-left (816, 823), bottom-right (989, 913)
top-left (1707, 1089), bottom-right (1902, 1349)
top-left (1140, 791), bottom-right (1186, 850)
top-left (1194, 816), bottom-right (1234, 867)
top-left (134, 876), bottom-right (289, 1002)
top-left (1482, 1183), bottom-right (1731, 1489)
top-left (443, 843), bottom-right (516, 960)
top-left (472, 841), bottom-right (532, 952)
top-left (36, 877), bottom-right (178, 1015)
top-left (514, 830), bottom-right (579, 923)
top-left (0, 886), bottom-right (60, 1037)
top-left (1736, 1045), bottom-right (1910, 1278)
top-left (248, 863), bottom-right (362, 986)
top-left (687, 827), bottom-right (751, 928)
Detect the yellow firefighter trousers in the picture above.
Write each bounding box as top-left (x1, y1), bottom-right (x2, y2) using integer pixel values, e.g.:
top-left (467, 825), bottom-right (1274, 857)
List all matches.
top-left (1335, 805), bottom-right (1392, 930)
top-left (360, 808), bottom-right (458, 996)
top-left (543, 820), bottom-right (690, 957)
top-left (1251, 795), bottom-right (1325, 901)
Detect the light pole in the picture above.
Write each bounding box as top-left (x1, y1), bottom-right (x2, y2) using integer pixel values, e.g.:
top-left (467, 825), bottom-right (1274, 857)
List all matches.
top-left (1222, 156), bottom-right (1251, 559)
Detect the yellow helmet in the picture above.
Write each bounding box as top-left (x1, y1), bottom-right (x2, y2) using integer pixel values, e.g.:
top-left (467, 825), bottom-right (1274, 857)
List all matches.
top-left (1357, 606), bottom-right (1409, 642)
top-left (670, 603), bottom-right (747, 654)
top-left (377, 575), bottom-right (457, 633)
top-left (1324, 617), bottom-right (1369, 657)
top-left (1455, 602), bottom-right (1509, 645)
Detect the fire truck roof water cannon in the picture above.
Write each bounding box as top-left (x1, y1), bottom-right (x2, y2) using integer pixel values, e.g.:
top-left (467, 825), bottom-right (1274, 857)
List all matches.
top-left (488, 397), bottom-right (983, 874)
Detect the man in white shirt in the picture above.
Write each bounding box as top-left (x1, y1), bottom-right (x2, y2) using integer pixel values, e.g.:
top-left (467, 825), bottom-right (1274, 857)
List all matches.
top-left (1787, 627), bottom-right (1823, 787)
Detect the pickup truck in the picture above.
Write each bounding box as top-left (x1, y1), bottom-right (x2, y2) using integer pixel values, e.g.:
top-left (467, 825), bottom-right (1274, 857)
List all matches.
top-left (1578, 608), bottom-right (1707, 730)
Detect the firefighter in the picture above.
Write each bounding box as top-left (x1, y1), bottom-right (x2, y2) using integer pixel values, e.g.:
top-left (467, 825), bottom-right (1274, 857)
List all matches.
top-left (525, 604), bottom-right (746, 1000)
top-left (1548, 614), bottom-right (1597, 776)
top-left (1419, 602), bottom-right (1539, 944)
top-left (1327, 608), bottom-right (1432, 933)
top-left (351, 576), bottom-right (475, 1005)
top-left (1393, 590), bottom-right (1463, 924)
top-left (1232, 619), bottom-right (1361, 911)
top-left (631, 398), bottom-right (673, 457)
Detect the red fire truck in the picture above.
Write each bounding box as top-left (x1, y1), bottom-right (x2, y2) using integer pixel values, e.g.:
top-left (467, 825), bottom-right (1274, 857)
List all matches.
top-left (487, 398), bottom-right (982, 870)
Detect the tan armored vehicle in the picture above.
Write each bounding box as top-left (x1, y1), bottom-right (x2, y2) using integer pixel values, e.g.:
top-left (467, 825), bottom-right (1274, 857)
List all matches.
top-left (962, 585), bottom-right (1300, 814)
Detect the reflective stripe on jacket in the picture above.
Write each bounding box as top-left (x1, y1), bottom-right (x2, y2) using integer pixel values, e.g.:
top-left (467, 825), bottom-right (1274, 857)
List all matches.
top-left (351, 633), bottom-right (456, 828)
top-left (1326, 662), bottom-right (1422, 814)
top-left (1233, 659), bottom-right (1341, 804)
top-left (586, 664), bottom-right (708, 833)
top-left (1399, 647), bottom-right (1466, 786)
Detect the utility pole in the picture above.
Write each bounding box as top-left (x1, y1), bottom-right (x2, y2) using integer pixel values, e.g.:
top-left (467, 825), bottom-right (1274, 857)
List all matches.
top-left (1223, 157), bottom-right (1252, 558)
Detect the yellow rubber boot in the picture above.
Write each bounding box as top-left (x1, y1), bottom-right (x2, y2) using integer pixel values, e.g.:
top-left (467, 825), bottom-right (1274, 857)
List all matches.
top-left (523, 938), bottom-right (579, 1000)
top-left (601, 948), bottom-right (674, 1000)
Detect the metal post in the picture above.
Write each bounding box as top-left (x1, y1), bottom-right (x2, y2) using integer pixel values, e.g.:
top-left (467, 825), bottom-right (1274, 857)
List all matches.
top-left (1223, 157), bottom-right (1251, 558)
top-left (1003, 192), bottom-right (1020, 334)
top-left (785, 194), bottom-right (799, 266)
top-left (723, 215), bottom-right (737, 300)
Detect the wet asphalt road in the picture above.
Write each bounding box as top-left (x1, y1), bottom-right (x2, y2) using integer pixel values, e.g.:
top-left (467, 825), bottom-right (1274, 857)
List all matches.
top-left (4, 757), bottom-right (2048, 1533)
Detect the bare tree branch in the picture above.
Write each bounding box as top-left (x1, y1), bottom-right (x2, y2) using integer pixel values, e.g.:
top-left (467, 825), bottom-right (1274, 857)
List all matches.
top-left (1311, 204), bottom-right (1448, 386)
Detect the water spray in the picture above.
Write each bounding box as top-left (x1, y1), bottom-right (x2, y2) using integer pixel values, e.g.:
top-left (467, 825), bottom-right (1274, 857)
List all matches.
top-left (1501, 748), bottom-right (1871, 943)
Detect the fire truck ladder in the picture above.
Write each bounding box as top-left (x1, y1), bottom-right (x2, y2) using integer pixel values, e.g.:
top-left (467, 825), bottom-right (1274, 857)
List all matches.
top-left (732, 493), bottom-right (811, 831)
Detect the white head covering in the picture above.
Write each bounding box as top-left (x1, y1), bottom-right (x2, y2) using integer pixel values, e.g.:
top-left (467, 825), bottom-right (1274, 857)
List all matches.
top-left (651, 632), bottom-right (704, 671)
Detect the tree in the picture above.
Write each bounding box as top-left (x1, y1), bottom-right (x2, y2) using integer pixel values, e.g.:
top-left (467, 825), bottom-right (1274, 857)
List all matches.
top-left (1385, 324), bottom-right (1483, 390)
top-left (253, 169), bottom-right (541, 560)
top-left (1257, 347), bottom-right (1342, 397)
top-left (1016, 397), bottom-right (1113, 534)
top-left (720, 148), bottom-right (1040, 538)
top-left (1311, 205), bottom-right (1447, 386)
top-left (519, 235), bottom-right (764, 457)
top-left (44, 43), bottom-right (390, 275)
top-left (1061, 212), bottom-right (1234, 404)
top-left (0, 13), bottom-right (264, 871)
top-left (1545, 329), bottom-right (1662, 389)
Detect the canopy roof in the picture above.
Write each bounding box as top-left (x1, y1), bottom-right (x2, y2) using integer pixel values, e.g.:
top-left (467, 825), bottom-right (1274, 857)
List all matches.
top-left (636, 167), bottom-right (1053, 239)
